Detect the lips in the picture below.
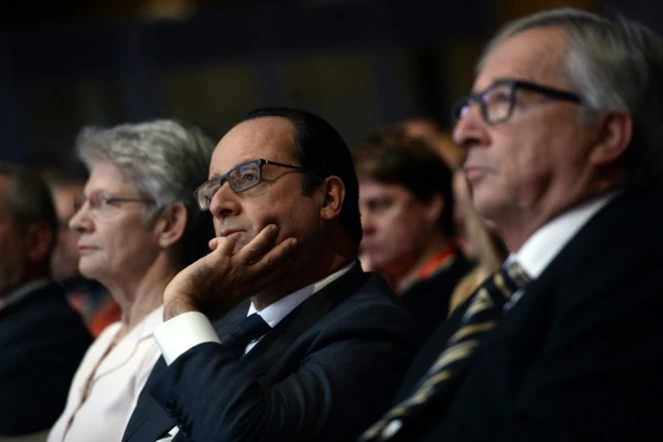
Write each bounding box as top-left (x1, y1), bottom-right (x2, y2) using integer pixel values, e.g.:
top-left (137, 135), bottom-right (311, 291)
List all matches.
top-left (218, 229), bottom-right (244, 238)
top-left (463, 165), bottom-right (489, 182)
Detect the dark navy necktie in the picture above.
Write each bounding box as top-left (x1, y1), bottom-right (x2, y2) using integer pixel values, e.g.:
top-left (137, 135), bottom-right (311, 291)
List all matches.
top-left (221, 313), bottom-right (271, 356)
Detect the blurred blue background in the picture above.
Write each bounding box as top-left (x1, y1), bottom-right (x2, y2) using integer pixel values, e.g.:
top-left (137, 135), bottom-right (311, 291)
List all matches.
top-left (0, 0), bottom-right (656, 172)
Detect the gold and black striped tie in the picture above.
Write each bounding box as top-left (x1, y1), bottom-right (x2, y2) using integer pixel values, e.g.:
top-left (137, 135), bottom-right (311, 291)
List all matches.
top-left (360, 262), bottom-right (531, 442)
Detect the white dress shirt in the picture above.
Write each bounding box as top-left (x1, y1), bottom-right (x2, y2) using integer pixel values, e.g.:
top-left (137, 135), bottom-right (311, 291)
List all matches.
top-left (153, 262), bottom-right (356, 441)
top-left (48, 306), bottom-right (164, 442)
top-left (504, 193), bottom-right (618, 310)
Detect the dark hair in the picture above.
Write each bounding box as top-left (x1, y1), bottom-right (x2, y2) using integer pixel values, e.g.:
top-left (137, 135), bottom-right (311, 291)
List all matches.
top-left (353, 130), bottom-right (456, 237)
top-left (0, 162), bottom-right (58, 258)
top-left (238, 107), bottom-right (362, 244)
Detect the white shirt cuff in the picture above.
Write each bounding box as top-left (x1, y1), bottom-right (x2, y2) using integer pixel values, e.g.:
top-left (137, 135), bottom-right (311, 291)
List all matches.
top-left (154, 312), bottom-right (221, 365)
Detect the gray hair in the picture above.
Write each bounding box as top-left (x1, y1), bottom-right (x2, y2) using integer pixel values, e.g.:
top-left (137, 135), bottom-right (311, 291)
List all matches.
top-left (479, 8), bottom-right (663, 187)
top-left (0, 162), bottom-right (58, 257)
top-left (76, 119), bottom-right (217, 266)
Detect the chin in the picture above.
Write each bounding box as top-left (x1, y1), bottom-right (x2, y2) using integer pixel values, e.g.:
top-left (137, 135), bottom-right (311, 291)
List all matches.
top-left (231, 236), bottom-right (251, 253)
top-left (78, 259), bottom-right (104, 282)
top-left (471, 190), bottom-right (500, 215)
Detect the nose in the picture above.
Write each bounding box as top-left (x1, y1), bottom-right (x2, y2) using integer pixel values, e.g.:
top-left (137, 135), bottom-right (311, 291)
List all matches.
top-left (452, 102), bottom-right (489, 155)
top-left (209, 181), bottom-right (242, 221)
top-left (360, 210), bottom-right (376, 237)
top-left (68, 202), bottom-right (94, 234)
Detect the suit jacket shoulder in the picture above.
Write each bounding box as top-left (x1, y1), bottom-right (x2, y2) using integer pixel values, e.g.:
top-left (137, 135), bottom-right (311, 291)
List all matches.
top-left (404, 187), bottom-right (663, 442)
top-left (0, 282), bottom-right (92, 436)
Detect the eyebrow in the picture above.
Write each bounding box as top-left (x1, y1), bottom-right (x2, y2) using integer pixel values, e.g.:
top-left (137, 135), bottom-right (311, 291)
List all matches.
top-left (472, 77), bottom-right (517, 93)
top-left (209, 159), bottom-right (259, 180)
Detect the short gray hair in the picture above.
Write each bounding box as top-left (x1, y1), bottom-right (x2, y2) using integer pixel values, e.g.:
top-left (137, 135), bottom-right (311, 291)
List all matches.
top-left (76, 119), bottom-right (217, 266)
top-left (480, 8), bottom-right (663, 187)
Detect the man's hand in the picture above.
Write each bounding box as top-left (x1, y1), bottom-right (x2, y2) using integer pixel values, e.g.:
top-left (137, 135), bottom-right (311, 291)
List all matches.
top-left (163, 224), bottom-right (297, 321)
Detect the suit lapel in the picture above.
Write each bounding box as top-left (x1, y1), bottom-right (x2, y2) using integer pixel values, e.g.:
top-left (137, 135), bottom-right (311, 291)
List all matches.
top-left (240, 264), bottom-right (368, 372)
top-left (213, 299), bottom-right (252, 337)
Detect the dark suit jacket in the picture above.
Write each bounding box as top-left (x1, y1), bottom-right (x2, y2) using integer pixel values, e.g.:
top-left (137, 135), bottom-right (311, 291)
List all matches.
top-left (123, 264), bottom-right (418, 442)
top-left (0, 281), bottom-right (92, 436)
top-left (388, 186), bottom-right (663, 442)
top-left (400, 252), bottom-right (472, 342)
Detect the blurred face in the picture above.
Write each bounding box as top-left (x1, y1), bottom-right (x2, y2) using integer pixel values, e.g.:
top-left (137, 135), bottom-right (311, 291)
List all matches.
top-left (68, 162), bottom-right (162, 286)
top-left (207, 116), bottom-right (325, 263)
top-left (359, 179), bottom-right (438, 277)
top-left (453, 27), bottom-right (597, 225)
top-left (51, 184), bottom-right (84, 281)
top-left (0, 176), bottom-right (29, 296)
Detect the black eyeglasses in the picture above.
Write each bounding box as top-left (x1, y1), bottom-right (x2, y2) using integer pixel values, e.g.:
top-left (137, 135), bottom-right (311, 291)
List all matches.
top-left (73, 191), bottom-right (159, 214)
top-left (451, 79), bottom-right (583, 126)
top-left (193, 159), bottom-right (316, 210)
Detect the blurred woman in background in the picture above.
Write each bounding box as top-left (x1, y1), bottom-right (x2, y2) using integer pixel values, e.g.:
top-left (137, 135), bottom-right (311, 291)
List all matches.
top-left (398, 118), bottom-right (508, 315)
top-left (354, 130), bottom-right (473, 341)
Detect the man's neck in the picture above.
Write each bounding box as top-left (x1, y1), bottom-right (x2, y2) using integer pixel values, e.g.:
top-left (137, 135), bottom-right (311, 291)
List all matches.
top-left (250, 253), bottom-right (354, 311)
top-left (496, 183), bottom-right (624, 253)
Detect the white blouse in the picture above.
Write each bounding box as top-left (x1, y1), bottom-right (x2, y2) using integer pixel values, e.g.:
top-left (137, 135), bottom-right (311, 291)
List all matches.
top-left (48, 306), bottom-right (163, 442)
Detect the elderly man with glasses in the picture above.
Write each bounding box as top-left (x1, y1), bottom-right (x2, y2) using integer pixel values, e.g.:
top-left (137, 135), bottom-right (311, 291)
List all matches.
top-left (358, 7), bottom-right (663, 442)
top-left (122, 107), bottom-right (418, 442)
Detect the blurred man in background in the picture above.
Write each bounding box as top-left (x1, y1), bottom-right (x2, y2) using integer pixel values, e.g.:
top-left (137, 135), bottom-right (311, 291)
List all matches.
top-left (0, 163), bottom-right (91, 438)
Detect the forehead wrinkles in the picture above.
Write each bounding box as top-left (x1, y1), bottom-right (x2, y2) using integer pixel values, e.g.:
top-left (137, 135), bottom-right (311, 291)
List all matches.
top-left (214, 117), bottom-right (298, 171)
top-left (479, 26), bottom-right (571, 88)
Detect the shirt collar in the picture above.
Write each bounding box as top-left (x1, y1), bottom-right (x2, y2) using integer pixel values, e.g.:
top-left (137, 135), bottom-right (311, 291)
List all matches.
top-left (508, 192), bottom-right (619, 279)
top-left (0, 279), bottom-right (51, 313)
top-left (247, 261), bottom-right (356, 328)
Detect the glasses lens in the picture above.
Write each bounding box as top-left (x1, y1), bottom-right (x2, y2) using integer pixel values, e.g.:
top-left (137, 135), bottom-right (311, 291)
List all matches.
top-left (452, 98), bottom-right (471, 122)
top-left (195, 180), bottom-right (216, 210)
top-left (483, 84), bottom-right (513, 123)
top-left (229, 162), bottom-right (261, 192)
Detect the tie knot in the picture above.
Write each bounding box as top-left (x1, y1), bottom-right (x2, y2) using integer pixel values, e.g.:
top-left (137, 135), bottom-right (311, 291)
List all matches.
top-left (480, 262), bottom-right (531, 308)
top-left (502, 261), bottom-right (531, 292)
top-left (222, 313), bottom-right (271, 355)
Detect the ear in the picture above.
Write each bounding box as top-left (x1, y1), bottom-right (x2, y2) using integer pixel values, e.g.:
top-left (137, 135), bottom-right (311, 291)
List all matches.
top-left (423, 193), bottom-right (444, 226)
top-left (319, 176), bottom-right (345, 221)
top-left (589, 111), bottom-right (633, 166)
top-left (153, 203), bottom-right (189, 249)
top-left (24, 221), bottom-right (54, 264)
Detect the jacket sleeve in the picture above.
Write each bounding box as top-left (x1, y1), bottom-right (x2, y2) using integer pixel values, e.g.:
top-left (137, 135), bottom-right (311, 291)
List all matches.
top-left (149, 299), bottom-right (417, 442)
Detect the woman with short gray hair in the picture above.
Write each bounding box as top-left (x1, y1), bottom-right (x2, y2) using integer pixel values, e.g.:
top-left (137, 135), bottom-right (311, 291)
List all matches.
top-left (48, 120), bottom-right (216, 442)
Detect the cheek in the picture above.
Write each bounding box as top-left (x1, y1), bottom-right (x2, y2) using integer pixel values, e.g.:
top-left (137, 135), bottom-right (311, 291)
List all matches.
top-left (374, 209), bottom-right (425, 248)
top-left (493, 130), bottom-right (551, 193)
top-left (0, 236), bottom-right (24, 268)
top-left (97, 219), bottom-right (158, 268)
